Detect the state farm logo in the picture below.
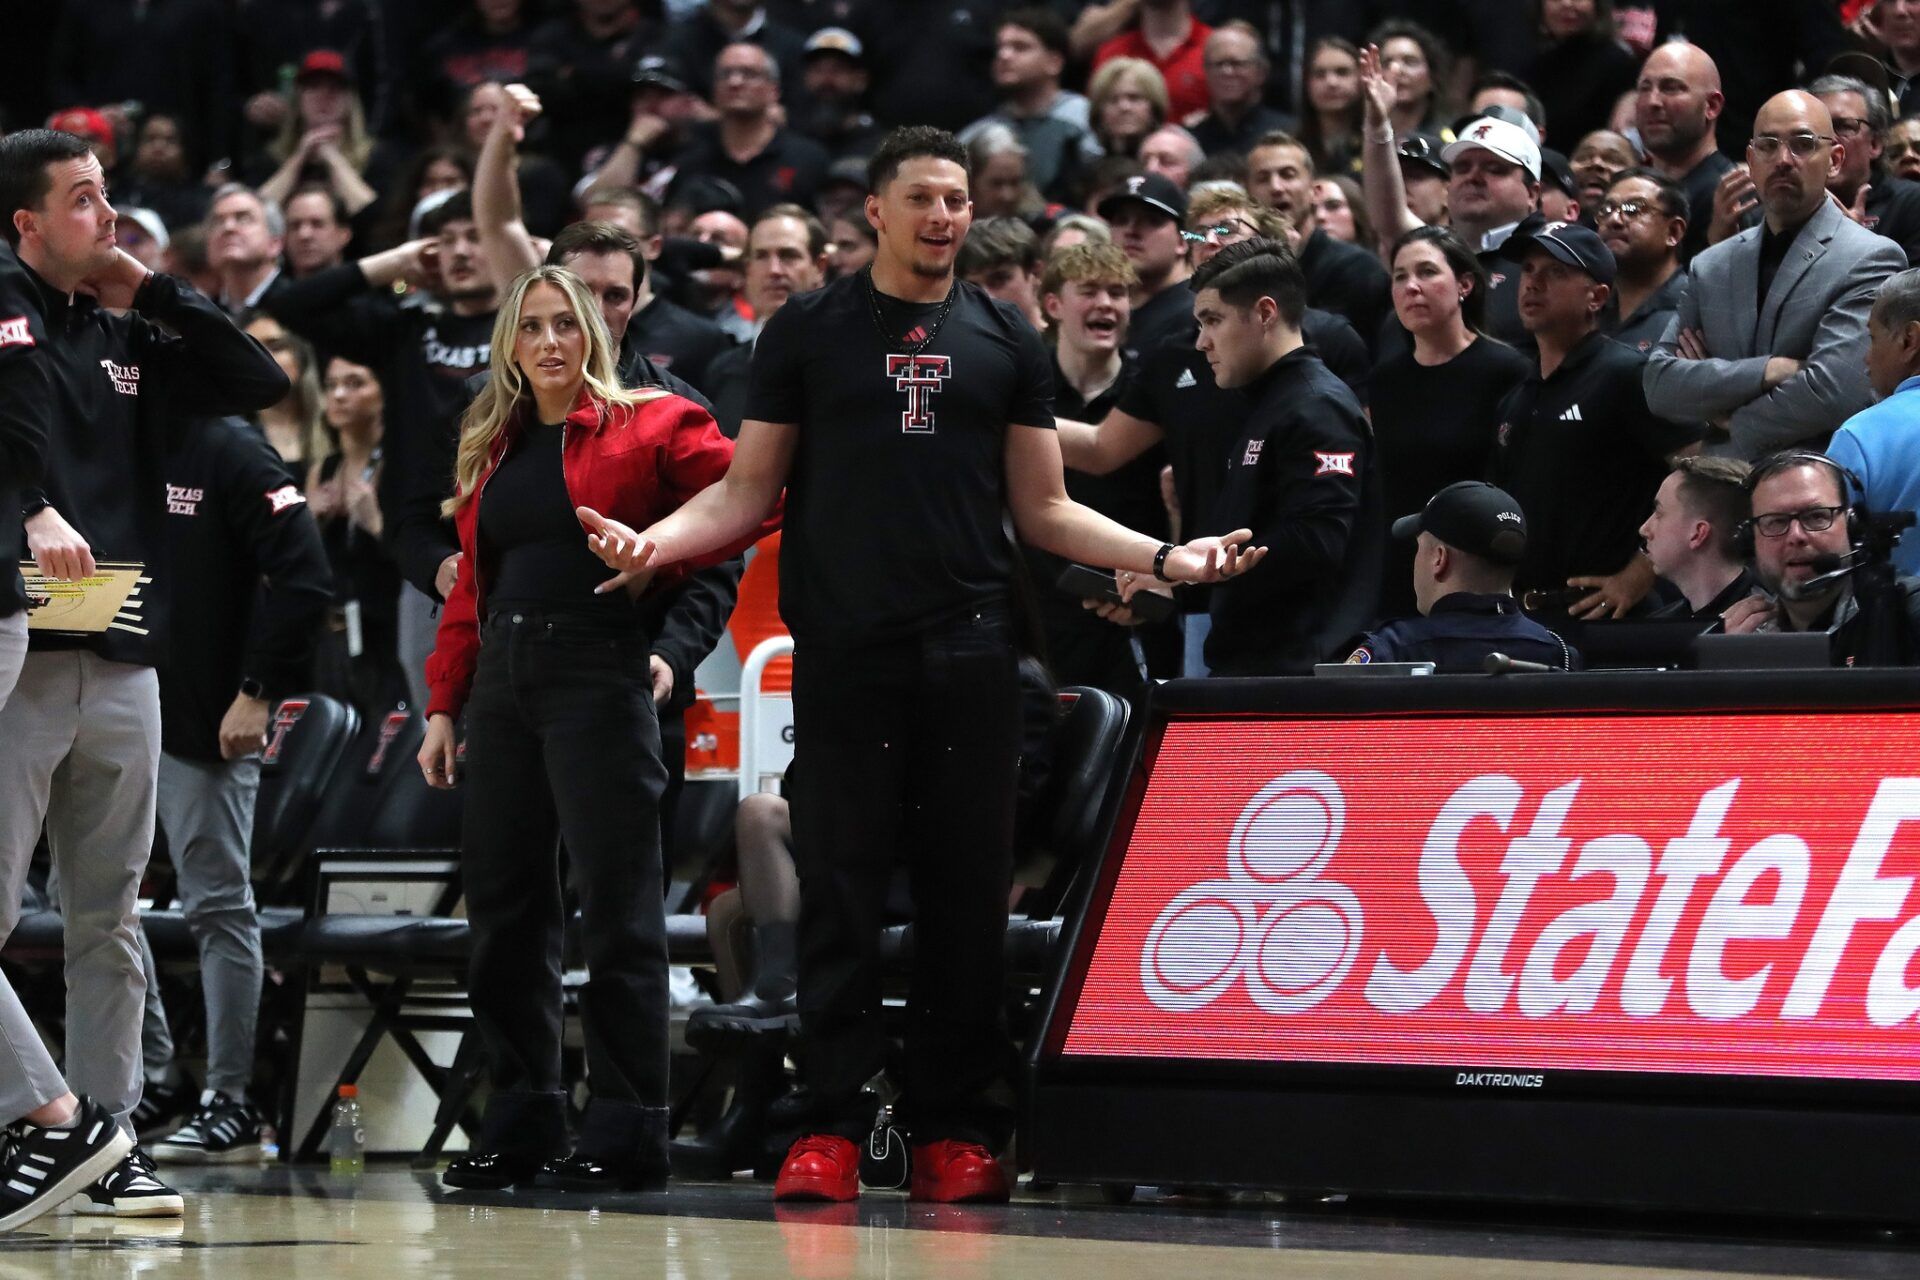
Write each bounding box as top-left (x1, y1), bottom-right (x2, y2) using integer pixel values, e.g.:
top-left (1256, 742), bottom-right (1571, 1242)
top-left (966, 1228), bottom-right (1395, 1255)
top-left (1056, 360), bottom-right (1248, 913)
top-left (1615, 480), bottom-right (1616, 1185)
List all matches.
top-left (1143, 771), bottom-right (1364, 1014)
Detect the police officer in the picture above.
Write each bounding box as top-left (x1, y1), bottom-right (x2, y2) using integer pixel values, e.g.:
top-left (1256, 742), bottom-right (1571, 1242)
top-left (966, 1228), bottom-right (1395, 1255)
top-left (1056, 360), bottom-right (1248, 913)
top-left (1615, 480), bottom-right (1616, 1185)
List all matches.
top-left (1348, 481), bottom-right (1577, 671)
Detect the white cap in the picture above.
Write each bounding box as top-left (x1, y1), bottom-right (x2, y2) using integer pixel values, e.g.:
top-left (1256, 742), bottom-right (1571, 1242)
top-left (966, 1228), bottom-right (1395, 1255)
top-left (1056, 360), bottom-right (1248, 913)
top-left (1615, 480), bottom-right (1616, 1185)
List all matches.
top-left (118, 206), bottom-right (169, 252)
top-left (1442, 116), bottom-right (1542, 182)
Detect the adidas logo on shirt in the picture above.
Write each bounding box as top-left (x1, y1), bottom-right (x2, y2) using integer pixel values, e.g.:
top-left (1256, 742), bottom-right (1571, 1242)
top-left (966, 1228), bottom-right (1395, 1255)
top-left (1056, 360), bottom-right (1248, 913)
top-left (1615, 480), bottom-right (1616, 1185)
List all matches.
top-left (1559, 404), bottom-right (1584, 422)
top-left (1174, 368), bottom-right (1198, 389)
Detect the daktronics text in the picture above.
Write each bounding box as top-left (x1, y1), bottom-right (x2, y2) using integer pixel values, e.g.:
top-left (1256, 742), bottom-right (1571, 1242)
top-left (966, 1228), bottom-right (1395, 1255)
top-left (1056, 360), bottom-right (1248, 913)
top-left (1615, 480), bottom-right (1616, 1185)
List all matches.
top-left (1062, 714), bottom-right (1920, 1082)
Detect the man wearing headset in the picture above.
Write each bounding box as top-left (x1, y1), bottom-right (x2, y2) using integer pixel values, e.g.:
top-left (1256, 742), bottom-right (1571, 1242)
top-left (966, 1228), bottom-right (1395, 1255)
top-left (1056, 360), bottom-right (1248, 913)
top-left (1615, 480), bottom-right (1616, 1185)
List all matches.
top-left (1723, 450), bottom-right (1920, 665)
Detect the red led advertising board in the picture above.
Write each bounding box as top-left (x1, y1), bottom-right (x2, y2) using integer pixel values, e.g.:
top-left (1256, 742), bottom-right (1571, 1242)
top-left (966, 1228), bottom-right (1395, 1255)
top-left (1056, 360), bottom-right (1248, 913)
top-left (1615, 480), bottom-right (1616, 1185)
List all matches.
top-left (1060, 712), bottom-right (1920, 1084)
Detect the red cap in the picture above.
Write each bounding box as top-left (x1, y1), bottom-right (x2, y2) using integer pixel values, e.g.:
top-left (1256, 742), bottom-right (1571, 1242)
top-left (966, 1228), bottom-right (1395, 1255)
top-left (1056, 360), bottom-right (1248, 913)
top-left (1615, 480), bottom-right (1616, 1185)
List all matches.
top-left (297, 50), bottom-right (350, 84)
top-left (45, 108), bottom-right (114, 149)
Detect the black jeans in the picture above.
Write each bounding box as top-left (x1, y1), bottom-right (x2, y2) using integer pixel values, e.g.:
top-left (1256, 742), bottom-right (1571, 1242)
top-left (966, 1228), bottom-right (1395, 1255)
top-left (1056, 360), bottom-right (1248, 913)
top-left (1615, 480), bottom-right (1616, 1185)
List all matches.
top-left (789, 604), bottom-right (1021, 1145)
top-left (461, 609), bottom-right (671, 1118)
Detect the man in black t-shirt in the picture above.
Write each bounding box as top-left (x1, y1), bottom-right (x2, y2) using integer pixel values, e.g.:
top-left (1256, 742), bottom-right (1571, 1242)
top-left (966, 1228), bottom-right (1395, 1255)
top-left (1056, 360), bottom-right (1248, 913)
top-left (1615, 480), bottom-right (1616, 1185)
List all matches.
top-left (1246, 131), bottom-right (1391, 349)
top-left (1098, 173), bottom-right (1196, 359)
top-left (667, 44), bottom-right (830, 220)
top-left (580, 127), bottom-right (1261, 1206)
top-left (1491, 221), bottom-right (1699, 615)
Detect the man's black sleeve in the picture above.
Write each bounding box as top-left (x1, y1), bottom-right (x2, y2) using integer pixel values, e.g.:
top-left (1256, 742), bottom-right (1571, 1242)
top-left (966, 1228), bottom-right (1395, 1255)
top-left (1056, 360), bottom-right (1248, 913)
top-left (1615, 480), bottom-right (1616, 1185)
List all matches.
top-left (1230, 407), bottom-right (1371, 608)
top-left (1303, 309), bottom-right (1371, 406)
top-left (385, 372), bottom-right (473, 600)
top-left (0, 266), bottom-right (50, 493)
top-left (212, 422), bottom-right (333, 699)
top-left (130, 273), bottom-right (290, 421)
top-left (260, 263), bottom-right (403, 369)
top-left (648, 558), bottom-right (745, 713)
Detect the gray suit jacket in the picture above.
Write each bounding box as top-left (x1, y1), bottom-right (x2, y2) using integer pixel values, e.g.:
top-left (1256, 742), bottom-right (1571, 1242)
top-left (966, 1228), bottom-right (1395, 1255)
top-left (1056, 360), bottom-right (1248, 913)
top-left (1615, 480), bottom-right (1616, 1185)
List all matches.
top-left (1643, 195), bottom-right (1905, 460)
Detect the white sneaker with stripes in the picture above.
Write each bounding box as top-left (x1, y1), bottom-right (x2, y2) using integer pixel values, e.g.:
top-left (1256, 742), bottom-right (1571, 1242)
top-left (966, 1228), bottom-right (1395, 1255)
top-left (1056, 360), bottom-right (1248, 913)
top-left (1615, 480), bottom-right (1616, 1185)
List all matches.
top-left (63, 1147), bottom-right (184, 1218)
top-left (151, 1091), bottom-right (264, 1165)
top-left (0, 1098), bottom-right (134, 1232)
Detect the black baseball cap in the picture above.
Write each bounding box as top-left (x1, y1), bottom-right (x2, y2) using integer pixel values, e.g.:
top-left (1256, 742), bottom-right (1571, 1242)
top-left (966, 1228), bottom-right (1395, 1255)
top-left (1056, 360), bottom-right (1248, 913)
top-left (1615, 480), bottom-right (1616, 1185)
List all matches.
top-left (1397, 132), bottom-right (1449, 180)
top-left (632, 54), bottom-right (690, 94)
top-left (1097, 172), bottom-right (1187, 224)
top-left (1539, 147), bottom-right (1577, 199)
top-left (1507, 218), bottom-right (1616, 285)
top-left (1393, 481), bottom-right (1528, 566)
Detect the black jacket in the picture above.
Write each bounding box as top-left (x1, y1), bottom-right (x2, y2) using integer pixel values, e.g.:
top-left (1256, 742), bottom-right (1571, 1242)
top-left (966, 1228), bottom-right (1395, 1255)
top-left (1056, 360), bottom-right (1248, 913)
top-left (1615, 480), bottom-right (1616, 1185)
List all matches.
top-left (160, 417), bottom-right (331, 761)
top-left (1349, 592), bottom-right (1577, 672)
top-left (0, 249), bottom-right (50, 618)
top-left (18, 264), bottom-right (289, 665)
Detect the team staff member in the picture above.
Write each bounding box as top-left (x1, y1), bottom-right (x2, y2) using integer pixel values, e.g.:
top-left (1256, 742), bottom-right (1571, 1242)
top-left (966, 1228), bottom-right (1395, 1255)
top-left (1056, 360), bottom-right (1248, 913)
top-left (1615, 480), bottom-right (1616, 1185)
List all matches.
top-left (0, 246), bottom-right (47, 713)
top-left (1639, 455), bottom-right (1756, 620)
top-left (1491, 221), bottom-right (1700, 617)
top-left (1183, 237), bottom-right (1381, 674)
top-left (141, 415), bottom-right (330, 1164)
top-left (0, 128), bottom-right (290, 1221)
top-left (580, 127), bottom-right (1262, 1205)
top-left (1056, 192), bottom-right (1368, 675)
top-left (1348, 481), bottom-right (1575, 671)
top-left (418, 267), bottom-right (769, 1195)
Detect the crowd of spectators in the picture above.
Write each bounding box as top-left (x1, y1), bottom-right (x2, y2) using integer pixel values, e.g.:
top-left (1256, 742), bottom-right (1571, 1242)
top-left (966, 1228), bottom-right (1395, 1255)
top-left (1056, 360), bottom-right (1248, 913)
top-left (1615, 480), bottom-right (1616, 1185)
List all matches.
top-left (15, 0), bottom-right (1920, 699)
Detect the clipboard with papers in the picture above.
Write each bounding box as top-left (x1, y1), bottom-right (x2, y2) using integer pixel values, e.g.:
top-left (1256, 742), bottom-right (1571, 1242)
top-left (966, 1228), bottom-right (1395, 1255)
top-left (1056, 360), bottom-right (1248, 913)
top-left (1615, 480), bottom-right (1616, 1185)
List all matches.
top-left (19, 561), bottom-right (149, 635)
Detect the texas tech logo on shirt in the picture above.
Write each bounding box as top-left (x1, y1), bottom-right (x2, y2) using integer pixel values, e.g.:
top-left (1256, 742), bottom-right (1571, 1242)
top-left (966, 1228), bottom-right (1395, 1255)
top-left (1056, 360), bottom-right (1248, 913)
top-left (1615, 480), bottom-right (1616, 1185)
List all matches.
top-left (886, 354), bottom-right (951, 434)
top-left (166, 484), bottom-right (203, 516)
top-left (1315, 451), bottom-right (1356, 476)
top-left (0, 316), bottom-right (33, 348)
top-left (100, 358), bottom-right (140, 396)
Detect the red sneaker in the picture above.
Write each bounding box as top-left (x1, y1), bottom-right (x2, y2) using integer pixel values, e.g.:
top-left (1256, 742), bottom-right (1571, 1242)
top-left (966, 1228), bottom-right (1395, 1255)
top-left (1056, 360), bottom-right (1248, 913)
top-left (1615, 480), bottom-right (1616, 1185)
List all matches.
top-left (774, 1135), bottom-right (860, 1202)
top-left (908, 1140), bottom-right (1011, 1203)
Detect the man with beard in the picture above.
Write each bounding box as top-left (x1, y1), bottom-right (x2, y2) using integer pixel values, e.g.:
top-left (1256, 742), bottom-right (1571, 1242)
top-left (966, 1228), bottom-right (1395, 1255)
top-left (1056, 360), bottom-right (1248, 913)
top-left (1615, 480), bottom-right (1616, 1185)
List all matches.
top-left (1644, 92), bottom-right (1905, 461)
top-left (794, 28), bottom-right (881, 160)
top-left (1632, 43), bottom-right (1735, 265)
top-left (1722, 451), bottom-right (1920, 666)
top-left (1598, 168), bottom-right (1689, 354)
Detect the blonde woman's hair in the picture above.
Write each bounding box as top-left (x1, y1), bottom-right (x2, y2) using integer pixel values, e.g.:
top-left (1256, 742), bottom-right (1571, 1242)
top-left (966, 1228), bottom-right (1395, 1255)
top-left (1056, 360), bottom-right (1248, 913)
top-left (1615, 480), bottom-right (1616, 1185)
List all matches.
top-left (271, 87), bottom-right (374, 173)
top-left (1089, 57), bottom-right (1170, 128)
top-left (444, 265), bottom-right (662, 516)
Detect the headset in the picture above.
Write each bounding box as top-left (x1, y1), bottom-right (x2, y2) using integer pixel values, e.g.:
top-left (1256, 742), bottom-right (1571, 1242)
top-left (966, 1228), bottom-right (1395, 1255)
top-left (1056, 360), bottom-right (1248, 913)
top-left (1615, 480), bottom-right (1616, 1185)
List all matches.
top-left (1731, 449), bottom-right (1868, 561)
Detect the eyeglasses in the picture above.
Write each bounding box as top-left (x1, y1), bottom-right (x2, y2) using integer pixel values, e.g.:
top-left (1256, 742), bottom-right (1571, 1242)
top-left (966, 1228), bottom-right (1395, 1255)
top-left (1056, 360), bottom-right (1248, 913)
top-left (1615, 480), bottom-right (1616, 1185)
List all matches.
top-left (1181, 217), bottom-right (1257, 244)
top-left (1749, 132), bottom-right (1833, 159)
top-left (1830, 116), bottom-right (1872, 137)
top-left (1205, 57), bottom-right (1259, 73)
top-left (1596, 198), bottom-right (1662, 221)
top-left (1751, 505), bottom-right (1845, 537)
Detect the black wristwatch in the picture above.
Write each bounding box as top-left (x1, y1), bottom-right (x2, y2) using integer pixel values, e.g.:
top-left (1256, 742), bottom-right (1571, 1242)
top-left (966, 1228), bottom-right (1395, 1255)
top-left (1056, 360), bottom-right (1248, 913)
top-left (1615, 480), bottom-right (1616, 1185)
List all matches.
top-left (1152, 543), bottom-right (1176, 582)
top-left (238, 677), bottom-right (266, 701)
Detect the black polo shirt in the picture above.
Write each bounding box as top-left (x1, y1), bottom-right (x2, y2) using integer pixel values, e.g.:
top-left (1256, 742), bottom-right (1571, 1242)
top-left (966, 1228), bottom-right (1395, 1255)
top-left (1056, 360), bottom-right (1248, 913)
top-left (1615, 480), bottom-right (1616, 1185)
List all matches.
top-left (1204, 346), bottom-right (1383, 675)
top-left (1647, 567), bottom-right (1756, 621)
top-left (1606, 268), bottom-right (1689, 355)
top-left (1490, 331), bottom-right (1701, 593)
top-left (1190, 104), bottom-right (1298, 160)
top-left (668, 123), bottom-right (831, 220)
top-left (1298, 227), bottom-right (1392, 353)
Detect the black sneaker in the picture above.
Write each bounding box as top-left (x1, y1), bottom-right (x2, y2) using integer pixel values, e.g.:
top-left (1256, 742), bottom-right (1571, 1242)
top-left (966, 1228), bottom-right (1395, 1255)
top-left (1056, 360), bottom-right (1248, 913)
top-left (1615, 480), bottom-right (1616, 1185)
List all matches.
top-left (129, 1079), bottom-right (197, 1144)
top-left (0, 1097), bottom-right (133, 1233)
top-left (151, 1091), bottom-right (263, 1165)
top-left (64, 1147), bottom-right (183, 1218)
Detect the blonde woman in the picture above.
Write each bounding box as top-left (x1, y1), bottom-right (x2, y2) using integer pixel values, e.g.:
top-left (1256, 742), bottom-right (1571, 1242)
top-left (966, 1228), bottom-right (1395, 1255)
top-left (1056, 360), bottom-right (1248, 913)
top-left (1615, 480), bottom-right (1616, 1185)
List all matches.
top-left (1088, 57), bottom-right (1168, 159)
top-left (254, 52), bottom-right (386, 218)
top-left (419, 265), bottom-right (769, 1194)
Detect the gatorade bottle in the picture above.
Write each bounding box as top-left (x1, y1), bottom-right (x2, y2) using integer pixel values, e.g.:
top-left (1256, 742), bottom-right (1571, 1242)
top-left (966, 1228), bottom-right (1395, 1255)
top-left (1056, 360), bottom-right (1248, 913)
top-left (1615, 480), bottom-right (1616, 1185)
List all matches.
top-left (330, 1084), bottom-right (366, 1176)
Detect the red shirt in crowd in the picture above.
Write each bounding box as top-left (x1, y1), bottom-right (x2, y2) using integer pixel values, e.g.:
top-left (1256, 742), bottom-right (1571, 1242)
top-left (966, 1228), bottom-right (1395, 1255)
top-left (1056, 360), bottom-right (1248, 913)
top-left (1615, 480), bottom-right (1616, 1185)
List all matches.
top-left (1095, 17), bottom-right (1215, 126)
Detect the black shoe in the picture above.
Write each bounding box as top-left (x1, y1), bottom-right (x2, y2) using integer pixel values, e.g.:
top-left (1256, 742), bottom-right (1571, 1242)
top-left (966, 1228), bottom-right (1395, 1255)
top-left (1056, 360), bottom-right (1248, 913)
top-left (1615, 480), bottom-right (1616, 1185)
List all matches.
top-left (65, 1147), bottom-right (184, 1217)
top-left (534, 1151), bottom-right (668, 1193)
top-left (0, 1097), bottom-right (134, 1233)
top-left (129, 1079), bottom-right (196, 1144)
top-left (686, 990), bottom-right (798, 1049)
top-left (151, 1092), bottom-right (264, 1165)
top-left (442, 1150), bottom-right (546, 1190)
top-left (670, 1096), bottom-right (766, 1180)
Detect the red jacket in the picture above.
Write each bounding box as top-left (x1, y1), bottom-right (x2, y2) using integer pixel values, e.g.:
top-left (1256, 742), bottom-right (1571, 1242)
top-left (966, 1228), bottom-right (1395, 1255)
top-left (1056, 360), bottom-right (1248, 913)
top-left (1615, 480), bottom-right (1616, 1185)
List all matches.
top-left (425, 386), bottom-right (775, 719)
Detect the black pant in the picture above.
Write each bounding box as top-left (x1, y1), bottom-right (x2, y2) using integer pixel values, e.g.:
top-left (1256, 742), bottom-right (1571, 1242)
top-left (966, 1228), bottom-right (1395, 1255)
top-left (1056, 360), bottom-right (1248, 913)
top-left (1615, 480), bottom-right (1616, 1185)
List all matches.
top-left (789, 604), bottom-right (1021, 1145)
top-left (461, 609), bottom-right (671, 1116)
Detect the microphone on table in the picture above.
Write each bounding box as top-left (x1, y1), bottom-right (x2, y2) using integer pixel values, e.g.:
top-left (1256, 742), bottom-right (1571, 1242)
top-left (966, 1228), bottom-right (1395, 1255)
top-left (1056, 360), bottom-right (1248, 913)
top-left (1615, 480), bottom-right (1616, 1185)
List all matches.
top-left (1483, 652), bottom-right (1554, 675)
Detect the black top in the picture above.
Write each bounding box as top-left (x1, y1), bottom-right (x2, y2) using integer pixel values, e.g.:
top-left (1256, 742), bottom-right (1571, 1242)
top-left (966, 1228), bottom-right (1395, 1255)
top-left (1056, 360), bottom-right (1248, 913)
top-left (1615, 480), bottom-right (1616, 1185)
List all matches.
top-left (661, 8), bottom-right (807, 104)
top-left (161, 417), bottom-right (331, 762)
top-left (746, 274), bottom-right (1054, 643)
top-left (1490, 332), bottom-right (1701, 593)
top-left (1369, 337), bottom-right (1534, 617)
top-left (1678, 150), bottom-right (1738, 265)
top-left (626, 294), bottom-right (737, 396)
top-left (1606, 268), bottom-right (1689, 355)
top-left (16, 264), bottom-right (290, 665)
top-left (1204, 347), bottom-right (1383, 675)
top-left (1648, 567), bottom-right (1756, 621)
top-left (314, 450), bottom-right (401, 639)
top-left (1126, 281), bottom-right (1198, 363)
top-left (1190, 104), bottom-right (1298, 161)
top-left (849, 0), bottom-right (1002, 134)
top-left (1299, 227), bottom-right (1393, 355)
top-left (1757, 215), bottom-right (1805, 310)
top-left (1023, 351), bottom-right (1166, 695)
top-left (669, 123), bottom-right (831, 221)
top-left (0, 249), bottom-right (50, 619)
top-left (480, 421), bottom-right (634, 621)
top-left (1528, 33), bottom-right (1639, 154)
top-left (1863, 172), bottom-right (1920, 267)
top-left (1349, 591), bottom-right (1577, 672)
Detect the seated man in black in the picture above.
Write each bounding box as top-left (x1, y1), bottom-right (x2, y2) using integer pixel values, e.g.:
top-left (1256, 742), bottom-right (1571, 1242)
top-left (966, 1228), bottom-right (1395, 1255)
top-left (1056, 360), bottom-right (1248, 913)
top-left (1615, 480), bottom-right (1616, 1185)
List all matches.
top-left (1639, 455), bottom-right (1757, 620)
top-left (1348, 481), bottom-right (1576, 671)
top-left (1722, 450), bottom-right (1920, 665)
